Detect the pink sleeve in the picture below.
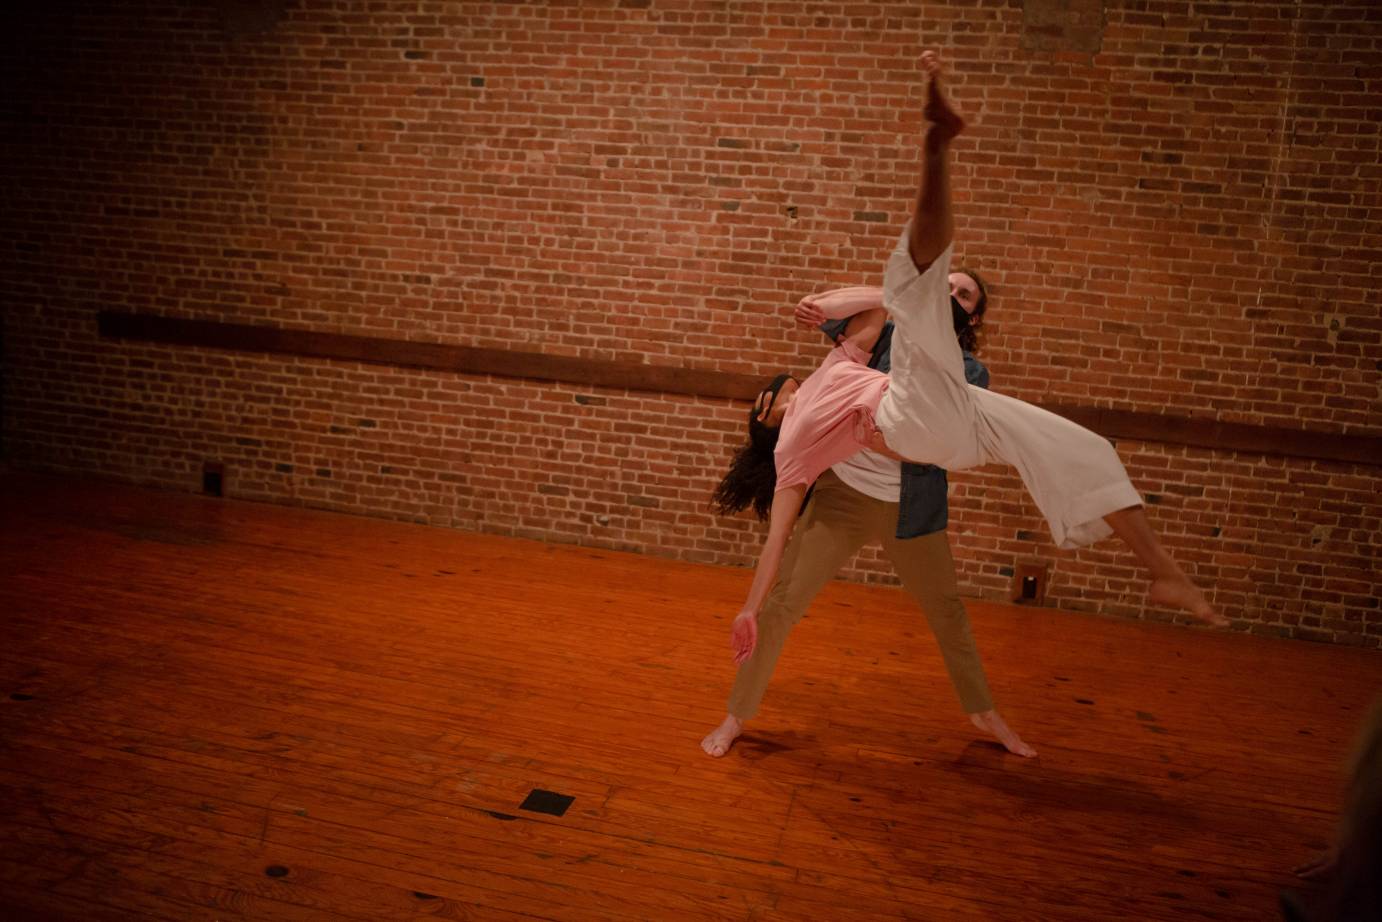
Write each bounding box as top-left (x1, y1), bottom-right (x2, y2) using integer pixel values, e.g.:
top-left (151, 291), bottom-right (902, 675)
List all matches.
top-left (821, 338), bottom-right (870, 368)
top-left (773, 450), bottom-right (814, 492)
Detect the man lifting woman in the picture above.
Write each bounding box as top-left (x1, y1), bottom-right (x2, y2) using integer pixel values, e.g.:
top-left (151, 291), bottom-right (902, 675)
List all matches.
top-left (703, 51), bottom-right (1225, 759)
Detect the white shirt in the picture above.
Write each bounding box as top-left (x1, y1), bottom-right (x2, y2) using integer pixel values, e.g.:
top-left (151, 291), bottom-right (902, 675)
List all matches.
top-left (831, 449), bottom-right (902, 503)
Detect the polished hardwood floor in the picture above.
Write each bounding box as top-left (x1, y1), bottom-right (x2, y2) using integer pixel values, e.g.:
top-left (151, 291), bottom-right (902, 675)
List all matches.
top-left (1, 471), bottom-right (1377, 921)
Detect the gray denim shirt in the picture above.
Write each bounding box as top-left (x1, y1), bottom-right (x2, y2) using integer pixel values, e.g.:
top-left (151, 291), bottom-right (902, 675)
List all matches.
top-left (819, 318), bottom-right (990, 539)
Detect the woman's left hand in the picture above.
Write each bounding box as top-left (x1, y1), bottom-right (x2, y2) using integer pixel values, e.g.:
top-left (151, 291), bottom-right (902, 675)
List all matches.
top-left (794, 296), bottom-right (827, 330)
top-left (730, 611), bottom-right (758, 664)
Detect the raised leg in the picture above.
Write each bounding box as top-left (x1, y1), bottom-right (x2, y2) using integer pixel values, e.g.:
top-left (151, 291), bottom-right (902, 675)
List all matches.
top-left (907, 51), bottom-right (966, 271)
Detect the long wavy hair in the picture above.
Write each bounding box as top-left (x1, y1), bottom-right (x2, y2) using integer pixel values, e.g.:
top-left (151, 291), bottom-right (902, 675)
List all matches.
top-left (955, 267), bottom-right (989, 354)
top-left (711, 380), bottom-right (788, 520)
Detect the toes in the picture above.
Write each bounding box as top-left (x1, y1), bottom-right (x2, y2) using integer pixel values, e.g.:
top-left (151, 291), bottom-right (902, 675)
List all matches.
top-left (702, 734), bottom-right (731, 758)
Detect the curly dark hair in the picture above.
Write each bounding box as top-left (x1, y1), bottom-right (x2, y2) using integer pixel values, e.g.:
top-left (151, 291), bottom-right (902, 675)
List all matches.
top-left (955, 267), bottom-right (989, 354)
top-left (711, 403), bottom-right (780, 520)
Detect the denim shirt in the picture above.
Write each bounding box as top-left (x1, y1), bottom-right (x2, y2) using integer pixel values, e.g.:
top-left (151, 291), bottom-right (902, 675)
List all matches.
top-left (819, 318), bottom-right (990, 539)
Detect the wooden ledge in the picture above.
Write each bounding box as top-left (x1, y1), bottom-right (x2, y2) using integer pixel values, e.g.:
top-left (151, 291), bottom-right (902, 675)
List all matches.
top-left (98, 311), bottom-right (1381, 467)
top-left (97, 311), bottom-right (762, 402)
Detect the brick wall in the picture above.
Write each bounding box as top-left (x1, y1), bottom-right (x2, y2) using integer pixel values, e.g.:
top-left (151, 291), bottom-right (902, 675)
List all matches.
top-left (2, 1), bottom-right (1379, 645)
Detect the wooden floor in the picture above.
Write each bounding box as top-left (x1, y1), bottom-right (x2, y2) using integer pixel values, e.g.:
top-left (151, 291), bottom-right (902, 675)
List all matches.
top-left (1, 473), bottom-right (1378, 921)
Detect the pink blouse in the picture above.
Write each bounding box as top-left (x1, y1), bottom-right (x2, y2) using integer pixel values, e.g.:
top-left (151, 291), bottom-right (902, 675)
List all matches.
top-left (773, 339), bottom-right (889, 491)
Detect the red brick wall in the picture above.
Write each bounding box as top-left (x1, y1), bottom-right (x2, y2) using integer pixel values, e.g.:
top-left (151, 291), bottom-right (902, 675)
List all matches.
top-left (3, 1), bottom-right (1379, 645)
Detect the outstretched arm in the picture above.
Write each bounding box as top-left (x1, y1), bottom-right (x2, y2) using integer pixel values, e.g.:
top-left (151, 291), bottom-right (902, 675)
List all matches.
top-left (729, 483), bottom-right (808, 664)
top-left (795, 286), bottom-right (884, 324)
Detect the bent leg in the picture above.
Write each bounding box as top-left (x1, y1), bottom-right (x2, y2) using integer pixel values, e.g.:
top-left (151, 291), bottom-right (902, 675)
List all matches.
top-left (1105, 505), bottom-right (1226, 627)
top-left (963, 391), bottom-right (1222, 626)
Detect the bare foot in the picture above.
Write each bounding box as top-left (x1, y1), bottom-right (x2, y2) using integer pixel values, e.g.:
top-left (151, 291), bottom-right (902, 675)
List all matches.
top-left (1149, 576), bottom-right (1228, 627)
top-left (701, 714), bottom-right (744, 758)
top-left (970, 710), bottom-right (1037, 758)
top-left (920, 51), bottom-right (966, 139)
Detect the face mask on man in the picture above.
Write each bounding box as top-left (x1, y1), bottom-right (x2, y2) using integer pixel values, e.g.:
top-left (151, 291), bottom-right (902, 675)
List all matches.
top-left (951, 296), bottom-right (972, 334)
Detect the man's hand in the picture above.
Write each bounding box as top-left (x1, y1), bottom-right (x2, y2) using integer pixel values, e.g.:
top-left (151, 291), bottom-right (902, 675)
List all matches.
top-left (794, 296), bottom-right (827, 331)
top-left (865, 426), bottom-right (907, 462)
top-left (730, 611), bottom-right (759, 664)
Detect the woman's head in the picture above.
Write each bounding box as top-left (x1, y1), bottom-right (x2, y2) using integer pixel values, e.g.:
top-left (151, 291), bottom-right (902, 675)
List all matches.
top-left (712, 374), bottom-right (799, 520)
top-left (751, 373), bottom-right (798, 430)
top-left (949, 268), bottom-right (989, 354)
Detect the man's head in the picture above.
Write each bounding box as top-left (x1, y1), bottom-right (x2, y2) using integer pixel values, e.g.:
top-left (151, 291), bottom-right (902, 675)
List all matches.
top-left (949, 268), bottom-right (988, 353)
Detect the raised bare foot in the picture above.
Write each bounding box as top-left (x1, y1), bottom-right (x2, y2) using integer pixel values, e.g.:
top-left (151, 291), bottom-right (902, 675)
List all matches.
top-left (970, 709), bottom-right (1037, 758)
top-left (1149, 576), bottom-right (1228, 627)
top-left (701, 714), bottom-right (744, 758)
top-left (920, 50), bottom-right (966, 139)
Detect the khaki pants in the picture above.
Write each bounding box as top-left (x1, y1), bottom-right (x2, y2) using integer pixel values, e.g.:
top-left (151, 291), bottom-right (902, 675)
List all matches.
top-left (727, 470), bottom-right (993, 718)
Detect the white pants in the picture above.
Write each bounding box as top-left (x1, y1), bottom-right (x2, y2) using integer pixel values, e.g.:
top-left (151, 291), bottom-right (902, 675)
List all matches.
top-left (874, 229), bottom-right (1142, 549)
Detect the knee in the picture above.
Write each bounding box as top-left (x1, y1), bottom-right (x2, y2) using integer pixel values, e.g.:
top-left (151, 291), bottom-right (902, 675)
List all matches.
top-left (760, 598), bottom-right (808, 638)
top-left (922, 596), bottom-right (973, 637)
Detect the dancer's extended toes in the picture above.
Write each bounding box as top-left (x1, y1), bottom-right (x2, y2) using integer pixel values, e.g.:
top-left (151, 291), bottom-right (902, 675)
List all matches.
top-left (970, 709), bottom-right (1037, 758)
top-left (701, 714), bottom-right (744, 758)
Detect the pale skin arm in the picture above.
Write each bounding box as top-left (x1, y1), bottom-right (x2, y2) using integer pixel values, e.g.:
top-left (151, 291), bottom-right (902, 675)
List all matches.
top-left (794, 286), bottom-right (885, 328)
top-left (795, 288), bottom-right (888, 358)
top-left (729, 483), bottom-right (808, 664)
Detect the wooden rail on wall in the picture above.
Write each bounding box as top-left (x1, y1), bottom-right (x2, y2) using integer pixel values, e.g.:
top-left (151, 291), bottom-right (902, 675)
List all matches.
top-left (97, 312), bottom-right (763, 401)
top-left (98, 312), bottom-right (1382, 468)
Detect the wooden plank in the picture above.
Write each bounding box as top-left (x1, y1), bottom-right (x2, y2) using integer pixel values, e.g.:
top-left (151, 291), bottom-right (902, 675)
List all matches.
top-left (97, 310), bottom-right (765, 401)
top-left (1041, 403), bottom-right (1382, 467)
top-left (94, 311), bottom-right (1382, 466)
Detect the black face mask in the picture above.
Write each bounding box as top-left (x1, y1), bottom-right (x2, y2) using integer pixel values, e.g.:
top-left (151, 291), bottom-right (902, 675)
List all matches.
top-left (951, 296), bottom-right (972, 334)
top-left (748, 373), bottom-right (796, 453)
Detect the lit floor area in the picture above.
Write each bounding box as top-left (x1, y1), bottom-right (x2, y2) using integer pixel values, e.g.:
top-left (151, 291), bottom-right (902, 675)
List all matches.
top-left (2, 472), bottom-right (1377, 920)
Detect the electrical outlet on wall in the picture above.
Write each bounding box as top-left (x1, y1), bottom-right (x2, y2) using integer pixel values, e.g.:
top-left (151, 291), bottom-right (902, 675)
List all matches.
top-left (202, 462), bottom-right (224, 497)
top-left (1012, 562), bottom-right (1048, 606)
